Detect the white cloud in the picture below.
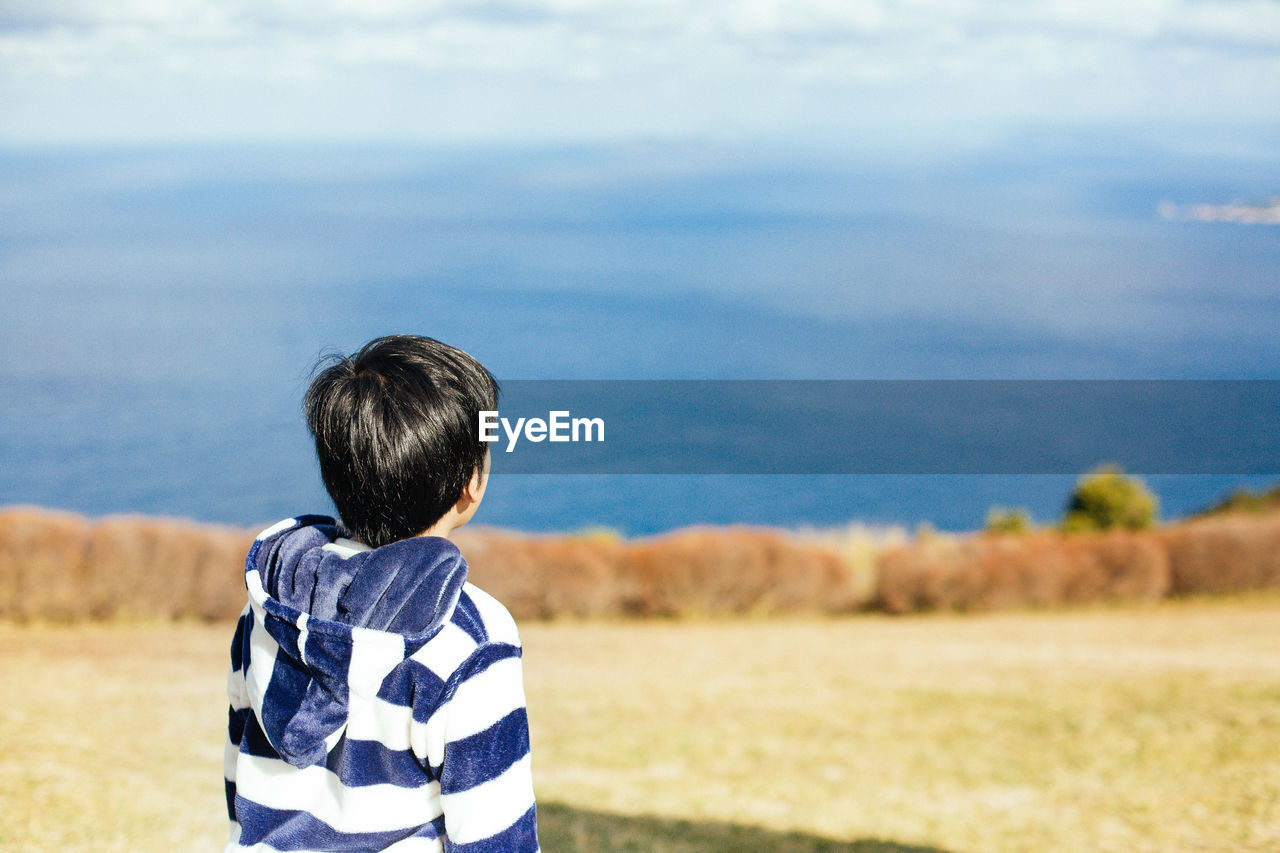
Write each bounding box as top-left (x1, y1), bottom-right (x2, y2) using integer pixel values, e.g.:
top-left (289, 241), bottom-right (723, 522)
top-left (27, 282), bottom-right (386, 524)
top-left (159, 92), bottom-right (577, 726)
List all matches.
top-left (1, 0), bottom-right (1278, 142)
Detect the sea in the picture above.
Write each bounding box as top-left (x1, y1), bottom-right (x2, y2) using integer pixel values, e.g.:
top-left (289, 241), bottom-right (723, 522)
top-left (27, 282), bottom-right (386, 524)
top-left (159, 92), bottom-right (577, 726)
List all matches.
top-left (2, 130), bottom-right (1278, 536)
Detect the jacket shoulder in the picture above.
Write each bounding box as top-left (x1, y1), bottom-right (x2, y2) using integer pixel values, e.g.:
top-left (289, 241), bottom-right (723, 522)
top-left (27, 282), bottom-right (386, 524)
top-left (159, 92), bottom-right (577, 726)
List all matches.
top-left (405, 583), bottom-right (520, 685)
top-left (457, 582), bottom-right (522, 649)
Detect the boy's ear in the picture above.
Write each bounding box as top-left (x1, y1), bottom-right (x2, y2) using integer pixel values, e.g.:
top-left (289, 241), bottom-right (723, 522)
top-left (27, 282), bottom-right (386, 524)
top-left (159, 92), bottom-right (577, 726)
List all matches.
top-left (461, 470), bottom-right (480, 502)
top-left (459, 462), bottom-right (486, 505)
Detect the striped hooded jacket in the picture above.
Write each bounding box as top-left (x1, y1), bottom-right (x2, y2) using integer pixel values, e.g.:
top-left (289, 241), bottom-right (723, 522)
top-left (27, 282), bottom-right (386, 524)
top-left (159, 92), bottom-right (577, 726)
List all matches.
top-left (225, 516), bottom-right (539, 852)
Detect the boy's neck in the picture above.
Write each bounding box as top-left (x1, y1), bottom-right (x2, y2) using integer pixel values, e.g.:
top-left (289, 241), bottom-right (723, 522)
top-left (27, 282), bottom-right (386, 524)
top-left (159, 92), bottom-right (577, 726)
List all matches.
top-left (415, 518), bottom-right (459, 540)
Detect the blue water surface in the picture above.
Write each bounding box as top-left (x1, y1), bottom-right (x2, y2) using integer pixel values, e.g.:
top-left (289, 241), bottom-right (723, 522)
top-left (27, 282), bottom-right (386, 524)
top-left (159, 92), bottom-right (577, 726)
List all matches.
top-left (2, 135), bottom-right (1278, 534)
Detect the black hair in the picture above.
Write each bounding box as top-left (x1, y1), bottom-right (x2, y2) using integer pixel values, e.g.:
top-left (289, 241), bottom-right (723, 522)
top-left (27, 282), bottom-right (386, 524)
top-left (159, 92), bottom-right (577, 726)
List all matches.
top-left (303, 335), bottom-right (498, 548)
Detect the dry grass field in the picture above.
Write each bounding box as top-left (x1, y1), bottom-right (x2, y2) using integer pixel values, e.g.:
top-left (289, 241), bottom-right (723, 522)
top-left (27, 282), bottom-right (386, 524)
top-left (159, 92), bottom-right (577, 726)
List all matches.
top-left (2, 597), bottom-right (1279, 852)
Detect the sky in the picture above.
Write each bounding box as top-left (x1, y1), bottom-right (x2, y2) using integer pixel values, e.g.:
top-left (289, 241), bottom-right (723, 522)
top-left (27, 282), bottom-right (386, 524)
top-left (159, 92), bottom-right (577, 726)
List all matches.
top-left (2, 0), bottom-right (1280, 145)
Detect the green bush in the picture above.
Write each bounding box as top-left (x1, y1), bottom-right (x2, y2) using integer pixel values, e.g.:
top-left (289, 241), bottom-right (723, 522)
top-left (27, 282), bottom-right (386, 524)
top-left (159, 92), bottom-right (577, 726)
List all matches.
top-left (1062, 465), bottom-right (1158, 532)
top-left (986, 507), bottom-right (1032, 535)
top-left (1199, 482), bottom-right (1280, 517)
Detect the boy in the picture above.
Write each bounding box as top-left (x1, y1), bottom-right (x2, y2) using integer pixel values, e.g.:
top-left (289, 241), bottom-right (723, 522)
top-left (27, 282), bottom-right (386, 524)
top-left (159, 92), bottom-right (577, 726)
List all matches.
top-left (224, 335), bottom-right (539, 853)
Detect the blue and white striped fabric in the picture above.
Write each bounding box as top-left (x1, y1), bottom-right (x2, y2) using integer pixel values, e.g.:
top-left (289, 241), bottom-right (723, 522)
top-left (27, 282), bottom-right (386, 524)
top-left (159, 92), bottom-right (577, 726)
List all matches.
top-left (225, 516), bottom-right (539, 853)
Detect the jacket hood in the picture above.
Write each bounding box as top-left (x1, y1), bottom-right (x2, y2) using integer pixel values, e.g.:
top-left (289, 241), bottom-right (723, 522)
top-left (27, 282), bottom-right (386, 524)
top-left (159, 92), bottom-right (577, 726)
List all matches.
top-left (236, 515), bottom-right (468, 767)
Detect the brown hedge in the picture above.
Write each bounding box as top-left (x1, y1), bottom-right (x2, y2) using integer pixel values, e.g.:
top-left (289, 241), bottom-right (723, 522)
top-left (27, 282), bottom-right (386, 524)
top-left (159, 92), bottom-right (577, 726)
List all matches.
top-left (0, 507), bottom-right (252, 622)
top-left (616, 526), bottom-right (859, 617)
top-left (455, 529), bottom-right (626, 619)
top-left (0, 510), bottom-right (857, 622)
top-left (874, 529), bottom-right (1170, 614)
top-left (1156, 511), bottom-right (1280, 595)
top-left (3, 507), bottom-right (1280, 622)
top-left (459, 525), bottom-right (859, 618)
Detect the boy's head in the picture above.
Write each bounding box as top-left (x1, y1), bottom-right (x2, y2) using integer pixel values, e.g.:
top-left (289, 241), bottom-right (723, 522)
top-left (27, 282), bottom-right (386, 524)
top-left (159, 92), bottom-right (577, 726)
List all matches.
top-left (304, 335), bottom-right (498, 548)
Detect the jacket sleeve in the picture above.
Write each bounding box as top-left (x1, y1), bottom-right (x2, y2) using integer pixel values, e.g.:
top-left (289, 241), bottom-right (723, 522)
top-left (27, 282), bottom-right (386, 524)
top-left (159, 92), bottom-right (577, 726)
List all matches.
top-left (434, 642), bottom-right (539, 853)
top-left (225, 608), bottom-right (252, 834)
